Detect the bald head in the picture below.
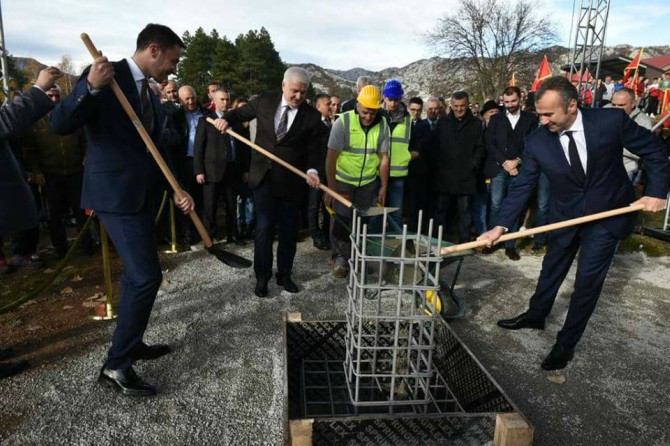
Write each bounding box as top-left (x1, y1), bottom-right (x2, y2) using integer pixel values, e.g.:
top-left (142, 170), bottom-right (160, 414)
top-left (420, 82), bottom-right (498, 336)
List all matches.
top-left (178, 85), bottom-right (197, 112)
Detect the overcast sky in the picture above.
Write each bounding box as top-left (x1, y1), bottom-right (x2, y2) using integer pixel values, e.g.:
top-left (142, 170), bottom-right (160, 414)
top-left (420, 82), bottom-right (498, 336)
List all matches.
top-left (4, 0), bottom-right (669, 73)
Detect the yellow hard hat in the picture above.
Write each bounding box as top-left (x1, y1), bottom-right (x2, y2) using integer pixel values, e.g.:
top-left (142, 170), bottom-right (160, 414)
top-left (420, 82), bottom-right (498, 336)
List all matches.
top-left (357, 85), bottom-right (382, 109)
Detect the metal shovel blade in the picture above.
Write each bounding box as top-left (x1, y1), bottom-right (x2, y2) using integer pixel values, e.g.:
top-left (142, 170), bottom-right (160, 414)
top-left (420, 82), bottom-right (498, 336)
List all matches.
top-left (359, 206), bottom-right (399, 217)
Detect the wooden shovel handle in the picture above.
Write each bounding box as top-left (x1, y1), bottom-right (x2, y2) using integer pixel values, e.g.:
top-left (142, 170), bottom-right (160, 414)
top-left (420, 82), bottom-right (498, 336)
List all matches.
top-left (440, 203), bottom-right (646, 255)
top-left (80, 33), bottom-right (213, 248)
top-left (206, 117), bottom-right (354, 209)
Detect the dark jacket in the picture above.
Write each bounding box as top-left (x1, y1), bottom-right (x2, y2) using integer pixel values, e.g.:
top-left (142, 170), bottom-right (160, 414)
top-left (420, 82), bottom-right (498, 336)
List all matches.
top-left (1, 88), bottom-right (54, 234)
top-left (193, 111), bottom-right (232, 183)
top-left (499, 108), bottom-right (670, 247)
top-left (424, 110), bottom-right (485, 195)
top-left (223, 92), bottom-right (322, 200)
top-left (23, 115), bottom-right (86, 176)
top-left (485, 110), bottom-right (539, 178)
top-left (50, 59), bottom-right (168, 213)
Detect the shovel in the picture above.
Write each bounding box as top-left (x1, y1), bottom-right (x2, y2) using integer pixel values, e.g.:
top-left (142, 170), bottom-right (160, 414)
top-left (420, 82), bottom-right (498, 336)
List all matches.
top-left (439, 203), bottom-right (646, 255)
top-left (80, 33), bottom-right (251, 269)
top-left (205, 117), bottom-right (395, 217)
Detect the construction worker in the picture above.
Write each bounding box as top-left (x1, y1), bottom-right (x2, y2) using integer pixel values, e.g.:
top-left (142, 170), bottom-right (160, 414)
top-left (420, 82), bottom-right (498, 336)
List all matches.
top-left (324, 85), bottom-right (390, 278)
top-left (376, 79), bottom-right (420, 230)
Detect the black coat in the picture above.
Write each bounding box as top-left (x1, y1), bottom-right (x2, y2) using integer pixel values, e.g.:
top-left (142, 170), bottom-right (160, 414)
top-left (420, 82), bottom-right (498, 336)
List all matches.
top-left (193, 112), bottom-right (232, 183)
top-left (0, 87), bottom-right (53, 235)
top-left (424, 110), bottom-right (485, 195)
top-left (224, 92), bottom-right (321, 200)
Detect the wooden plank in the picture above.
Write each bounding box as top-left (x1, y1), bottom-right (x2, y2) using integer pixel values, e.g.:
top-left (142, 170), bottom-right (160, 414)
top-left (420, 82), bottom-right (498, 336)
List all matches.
top-left (290, 419), bottom-right (313, 446)
top-left (287, 312), bottom-right (302, 323)
top-left (494, 413), bottom-right (534, 446)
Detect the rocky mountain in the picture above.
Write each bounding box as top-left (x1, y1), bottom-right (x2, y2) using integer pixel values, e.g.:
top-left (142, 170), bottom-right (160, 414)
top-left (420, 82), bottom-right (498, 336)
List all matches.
top-left (295, 45), bottom-right (670, 101)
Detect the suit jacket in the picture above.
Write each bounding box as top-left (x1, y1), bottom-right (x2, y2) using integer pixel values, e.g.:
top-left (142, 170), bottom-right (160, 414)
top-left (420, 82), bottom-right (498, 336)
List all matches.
top-left (223, 92), bottom-right (321, 200)
top-left (499, 108), bottom-right (670, 247)
top-left (50, 60), bottom-right (167, 213)
top-left (193, 111), bottom-right (232, 183)
top-left (0, 87), bottom-right (54, 234)
top-left (485, 110), bottom-right (538, 178)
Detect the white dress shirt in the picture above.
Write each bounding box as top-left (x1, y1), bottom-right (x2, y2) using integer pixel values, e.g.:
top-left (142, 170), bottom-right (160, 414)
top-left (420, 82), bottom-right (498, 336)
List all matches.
top-left (558, 109), bottom-right (588, 174)
top-left (274, 96), bottom-right (298, 133)
top-left (506, 109), bottom-right (521, 130)
top-left (126, 57), bottom-right (147, 96)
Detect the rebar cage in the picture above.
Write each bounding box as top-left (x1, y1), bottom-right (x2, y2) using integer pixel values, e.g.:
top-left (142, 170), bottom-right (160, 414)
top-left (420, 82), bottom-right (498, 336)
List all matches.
top-left (343, 210), bottom-right (445, 411)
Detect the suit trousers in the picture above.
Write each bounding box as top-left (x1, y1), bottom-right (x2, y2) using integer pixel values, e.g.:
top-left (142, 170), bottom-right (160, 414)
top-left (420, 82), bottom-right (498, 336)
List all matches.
top-left (526, 221), bottom-right (619, 348)
top-left (434, 193), bottom-right (472, 243)
top-left (96, 208), bottom-right (162, 370)
top-left (252, 179), bottom-right (301, 281)
top-left (202, 170), bottom-right (238, 239)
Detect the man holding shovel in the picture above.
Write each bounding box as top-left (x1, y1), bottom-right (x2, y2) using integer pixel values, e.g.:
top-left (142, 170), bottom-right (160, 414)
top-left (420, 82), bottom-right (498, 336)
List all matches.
top-left (211, 67), bottom-right (323, 298)
top-left (479, 76), bottom-right (669, 371)
top-left (51, 24), bottom-right (194, 396)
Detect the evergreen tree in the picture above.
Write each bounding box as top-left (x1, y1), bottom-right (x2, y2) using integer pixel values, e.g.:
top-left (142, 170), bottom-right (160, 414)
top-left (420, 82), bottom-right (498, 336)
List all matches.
top-left (178, 27), bottom-right (218, 99)
top-left (210, 36), bottom-right (241, 96)
top-left (235, 27), bottom-right (285, 96)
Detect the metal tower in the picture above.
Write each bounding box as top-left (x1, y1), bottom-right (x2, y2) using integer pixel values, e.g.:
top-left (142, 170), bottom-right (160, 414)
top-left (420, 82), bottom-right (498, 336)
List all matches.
top-left (0, 0), bottom-right (11, 104)
top-left (568, 0), bottom-right (611, 106)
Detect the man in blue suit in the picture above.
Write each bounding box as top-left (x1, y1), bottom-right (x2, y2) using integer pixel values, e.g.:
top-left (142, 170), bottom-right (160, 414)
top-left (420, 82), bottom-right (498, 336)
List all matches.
top-left (1, 66), bottom-right (62, 379)
top-left (479, 76), bottom-right (669, 371)
top-left (51, 24), bottom-right (194, 396)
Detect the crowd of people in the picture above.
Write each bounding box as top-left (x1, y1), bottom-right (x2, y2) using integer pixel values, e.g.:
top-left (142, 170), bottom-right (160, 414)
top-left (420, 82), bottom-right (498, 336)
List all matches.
top-left (1, 22), bottom-right (669, 388)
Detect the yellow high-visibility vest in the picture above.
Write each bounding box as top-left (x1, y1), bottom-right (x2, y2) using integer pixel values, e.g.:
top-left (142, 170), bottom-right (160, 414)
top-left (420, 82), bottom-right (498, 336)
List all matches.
top-left (335, 110), bottom-right (385, 187)
top-left (388, 114), bottom-right (411, 177)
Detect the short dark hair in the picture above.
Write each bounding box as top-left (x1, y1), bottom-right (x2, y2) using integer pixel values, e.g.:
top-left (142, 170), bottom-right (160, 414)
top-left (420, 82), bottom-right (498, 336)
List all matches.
top-left (535, 76), bottom-right (578, 112)
top-left (502, 86), bottom-right (521, 98)
top-left (136, 24), bottom-right (185, 51)
top-left (314, 93), bottom-right (330, 103)
top-left (409, 97), bottom-right (424, 107)
top-left (451, 91), bottom-right (469, 102)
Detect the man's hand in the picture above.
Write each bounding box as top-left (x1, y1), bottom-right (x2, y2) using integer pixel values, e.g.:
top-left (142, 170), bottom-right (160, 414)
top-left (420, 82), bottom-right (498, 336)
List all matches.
top-left (87, 55), bottom-right (114, 90)
top-left (32, 173), bottom-right (46, 186)
top-left (509, 168), bottom-right (519, 176)
top-left (173, 191), bottom-right (195, 214)
top-left (502, 159), bottom-right (520, 173)
top-left (631, 196), bottom-right (667, 212)
top-left (323, 193), bottom-right (333, 209)
top-left (35, 67), bottom-right (63, 91)
top-left (212, 118), bottom-right (229, 133)
top-left (477, 226), bottom-right (506, 247)
top-left (377, 184), bottom-right (387, 207)
top-left (306, 172), bottom-right (320, 189)
top-left (196, 174), bottom-right (206, 184)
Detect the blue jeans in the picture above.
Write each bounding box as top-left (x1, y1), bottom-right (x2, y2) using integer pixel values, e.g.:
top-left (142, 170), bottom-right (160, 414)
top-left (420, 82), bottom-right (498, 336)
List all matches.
top-left (489, 170), bottom-right (518, 248)
top-left (470, 180), bottom-right (489, 236)
top-left (370, 176), bottom-right (404, 233)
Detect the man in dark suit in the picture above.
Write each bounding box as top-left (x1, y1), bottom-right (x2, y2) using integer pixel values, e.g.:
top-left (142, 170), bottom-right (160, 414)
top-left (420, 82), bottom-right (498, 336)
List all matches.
top-left (480, 76), bottom-right (669, 371)
top-left (51, 24), bottom-right (194, 396)
top-left (0, 66), bottom-right (62, 378)
top-left (212, 67), bottom-right (322, 297)
top-left (194, 89), bottom-right (240, 242)
top-left (485, 86), bottom-right (539, 260)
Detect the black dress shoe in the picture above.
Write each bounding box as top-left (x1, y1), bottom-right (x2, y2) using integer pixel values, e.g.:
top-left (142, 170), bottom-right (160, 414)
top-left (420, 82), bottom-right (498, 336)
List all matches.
top-left (130, 343), bottom-right (171, 362)
top-left (497, 312), bottom-right (545, 330)
top-left (541, 344), bottom-right (575, 371)
top-left (98, 365), bottom-right (156, 396)
top-left (313, 240), bottom-right (329, 251)
top-left (505, 247), bottom-right (520, 260)
top-left (255, 280), bottom-right (269, 298)
top-left (0, 360), bottom-right (30, 380)
top-left (276, 276), bottom-right (299, 293)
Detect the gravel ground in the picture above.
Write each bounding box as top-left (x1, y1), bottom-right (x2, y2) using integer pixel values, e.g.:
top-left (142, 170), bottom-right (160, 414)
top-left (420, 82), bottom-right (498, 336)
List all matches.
top-left (0, 240), bottom-right (668, 445)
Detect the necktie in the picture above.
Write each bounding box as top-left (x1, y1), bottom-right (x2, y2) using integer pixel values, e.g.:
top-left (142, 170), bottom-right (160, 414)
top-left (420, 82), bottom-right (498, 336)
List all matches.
top-left (323, 118), bottom-right (331, 128)
top-left (276, 105), bottom-right (289, 141)
top-left (564, 131), bottom-right (585, 184)
top-left (140, 79), bottom-right (154, 133)
top-left (430, 120), bottom-right (436, 131)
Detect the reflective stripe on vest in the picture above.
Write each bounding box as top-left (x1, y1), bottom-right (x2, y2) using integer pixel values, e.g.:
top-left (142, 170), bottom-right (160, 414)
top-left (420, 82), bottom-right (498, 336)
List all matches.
top-left (388, 114), bottom-right (411, 177)
top-left (336, 111), bottom-right (383, 187)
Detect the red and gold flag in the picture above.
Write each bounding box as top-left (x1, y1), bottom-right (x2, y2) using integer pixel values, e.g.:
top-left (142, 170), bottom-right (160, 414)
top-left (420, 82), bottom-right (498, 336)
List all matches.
top-left (622, 49), bottom-right (644, 85)
top-left (530, 55), bottom-right (552, 92)
top-left (660, 89), bottom-right (670, 129)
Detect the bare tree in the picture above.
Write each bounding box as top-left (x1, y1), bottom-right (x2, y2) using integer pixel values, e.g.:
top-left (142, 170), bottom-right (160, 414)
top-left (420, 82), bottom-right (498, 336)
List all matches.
top-left (57, 55), bottom-right (75, 94)
top-left (426, 0), bottom-right (557, 101)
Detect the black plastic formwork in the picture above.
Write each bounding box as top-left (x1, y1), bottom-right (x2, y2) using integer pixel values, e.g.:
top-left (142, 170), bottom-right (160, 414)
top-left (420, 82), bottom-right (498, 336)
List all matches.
top-left (286, 319), bottom-right (522, 445)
